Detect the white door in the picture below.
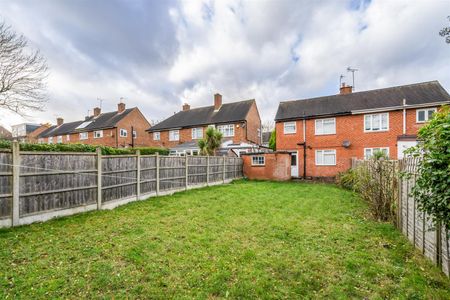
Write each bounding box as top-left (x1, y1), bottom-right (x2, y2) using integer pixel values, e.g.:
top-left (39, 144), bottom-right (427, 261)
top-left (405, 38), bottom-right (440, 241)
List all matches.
top-left (397, 141), bottom-right (417, 159)
top-left (291, 152), bottom-right (299, 177)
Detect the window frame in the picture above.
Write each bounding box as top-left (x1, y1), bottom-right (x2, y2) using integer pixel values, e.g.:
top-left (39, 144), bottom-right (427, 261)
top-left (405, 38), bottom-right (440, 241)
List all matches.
top-left (315, 118), bottom-right (336, 135)
top-left (283, 121), bottom-right (296, 134)
top-left (217, 124), bottom-right (235, 137)
top-left (119, 129), bottom-right (128, 137)
top-left (79, 132), bottom-right (88, 140)
top-left (57, 136), bottom-right (63, 143)
top-left (416, 108), bottom-right (437, 123)
top-left (315, 149), bottom-right (336, 166)
top-left (48, 137), bottom-right (53, 144)
top-left (94, 130), bottom-right (103, 139)
top-left (191, 127), bottom-right (203, 139)
top-left (153, 132), bottom-right (160, 141)
top-left (251, 155), bottom-right (265, 166)
top-left (364, 113), bottom-right (389, 132)
top-left (364, 147), bottom-right (390, 159)
top-left (169, 130), bottom-right (179, 141)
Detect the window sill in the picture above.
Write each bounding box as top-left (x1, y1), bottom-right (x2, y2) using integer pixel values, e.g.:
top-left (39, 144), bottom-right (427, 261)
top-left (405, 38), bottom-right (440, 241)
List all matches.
top-left (363, 130), bottom-right (389, 133)
top-left (315, 133), bottom-right (336, 136)
top-left (251, 165), bottom-right (265, 167)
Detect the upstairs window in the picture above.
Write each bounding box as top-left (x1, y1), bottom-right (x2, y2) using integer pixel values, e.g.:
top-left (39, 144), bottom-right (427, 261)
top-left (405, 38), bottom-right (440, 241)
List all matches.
top-left (364, 147), bottom-right (389, 159)
top-left (315, 150), bottom-right (336, 166)
top-left (192, 127), bottom-right (203, 139)
top-left (315, 118), bottom-right (336, 135)
top-left (94, 130), bottom-right (103, 138)
top-left (416, 108), bottom-right (436, 123)
top-left (57, 136), bottom-right (63, 143)
top-left (217, 124), bottom-right (234, 137)
top-left (364, 113), bottom-right (388, 132)
top-left (283, 122), bottom-right (296, 134)
top-left (153, 132), bottom-right (160, 141)
top-left (252, 156), bottom-right (265, 166)
top-left (169, 130), bottom-right (179, 141)
top-left (120, 129), bottom-right (127, 137)
top-left (79, 132), bottom-right (88, 140)
top-left (48, 137), bottom-right (53, 144)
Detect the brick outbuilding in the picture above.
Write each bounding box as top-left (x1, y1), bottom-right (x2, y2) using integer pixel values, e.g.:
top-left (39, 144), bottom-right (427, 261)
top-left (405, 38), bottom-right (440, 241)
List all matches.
top-left (242, 152), bottom-right (291, 181)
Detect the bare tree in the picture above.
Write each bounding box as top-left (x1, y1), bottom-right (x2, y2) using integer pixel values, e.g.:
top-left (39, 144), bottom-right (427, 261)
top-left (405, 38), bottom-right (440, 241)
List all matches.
top-left (261, 120), bottom-right (274, 132)
top-left (0, 21), bottom-right (48, 115)
top-left (439, 16), bottom-right (450, 44)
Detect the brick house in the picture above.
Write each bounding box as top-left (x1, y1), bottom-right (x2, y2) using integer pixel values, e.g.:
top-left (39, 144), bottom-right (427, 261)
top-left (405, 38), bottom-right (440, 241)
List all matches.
top-left (275, 81), bottom-right (450, 178)
top-left (147, 94), bottom-right (262, 156)
top-left (11, 123), bottom-right (41, 142)
top-left (38, 102), bottom-right (151, 148)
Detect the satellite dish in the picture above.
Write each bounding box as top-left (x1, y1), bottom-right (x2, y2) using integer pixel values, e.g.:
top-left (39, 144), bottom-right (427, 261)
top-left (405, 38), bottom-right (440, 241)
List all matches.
top-left (342, 140), bottom-right (351, 148)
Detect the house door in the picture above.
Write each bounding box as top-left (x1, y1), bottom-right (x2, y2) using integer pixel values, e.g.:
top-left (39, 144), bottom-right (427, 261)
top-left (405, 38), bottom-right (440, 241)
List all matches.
top-left (397, 141), bottom-right (417, 159)
top-left (291, 152), bottom-right (299, 177)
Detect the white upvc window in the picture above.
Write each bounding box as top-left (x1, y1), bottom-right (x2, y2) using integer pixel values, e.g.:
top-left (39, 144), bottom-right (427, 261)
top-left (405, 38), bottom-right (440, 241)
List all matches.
top-left (79, 132), bottom-right (88, 140)
top-left (364, 147), bottom-right (389, 159)
top-left (257, 128), bottom-right (261, 138)
top-left (57, 136), bottom-right (63, 143)
top-left (132, 130), bottom-right (137, 138)
top-left (416, 108), bottom-right (437, 123)
top-left (217, 124), bottom-right (234, 137)
top-left (169, 130), bottom-right (179, 141)
top-left (315, 118), bottom-right (336, 135)
top-left (315, 149), bottom-right (336, 166)
top-left (283, 121), bottom-right (296, 134)
top-left (252, 155), bottom-right (265, 166)
top-left (120, 129), bottom-right (127, 137)
top-left (192, 127), bottom-right (203, 139)
top-left (153, 132), bottom-right (160, 141)
top-left (208, 124), bottom-right (215, 129)
top-left (364, 113), bottom-right (389, 132)
top-left (48, 137), bottom-right (53, 144)
top-left (94, 130), bottom-right (103, 138)
top-left (66, 134), bottom-right (70, 141)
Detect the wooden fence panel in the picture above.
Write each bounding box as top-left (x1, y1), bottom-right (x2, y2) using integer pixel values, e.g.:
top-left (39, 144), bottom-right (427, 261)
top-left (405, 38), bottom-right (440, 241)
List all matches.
top-left (159, 156), bottom-right (186, 191)
top-left (140, 155), bottom-right (157, 195)
top-left (208, 157), bottom-right (223, 183)
top-left (102, 156), bottom-right (137, 203)
top-left (19, 153), bottom-right (97, 216)
top-left (0, 152), bottom-right (12, 219)
top-left (188, 156), bottom-right (207, 186)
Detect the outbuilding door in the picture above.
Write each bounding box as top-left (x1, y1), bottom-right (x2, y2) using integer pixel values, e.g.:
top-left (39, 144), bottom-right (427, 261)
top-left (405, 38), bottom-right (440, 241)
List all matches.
top-left (397, 141), bottom-right (417, 159)
top-left (291, 152), bottom-right (299, 177)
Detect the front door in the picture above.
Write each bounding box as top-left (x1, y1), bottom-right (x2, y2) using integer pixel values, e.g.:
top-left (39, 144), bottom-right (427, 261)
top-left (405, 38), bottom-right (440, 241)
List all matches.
top-left (397, 141), bottom-right (417, 159)
top-left (291, 152), bottom-right (299, 177)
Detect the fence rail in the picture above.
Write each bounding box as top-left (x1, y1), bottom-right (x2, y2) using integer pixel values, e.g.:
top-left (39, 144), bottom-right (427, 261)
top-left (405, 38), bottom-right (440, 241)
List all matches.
top-left (352, 157), bottom-right (449, 277)
top-left (0, 143), bottom-right (243, 228)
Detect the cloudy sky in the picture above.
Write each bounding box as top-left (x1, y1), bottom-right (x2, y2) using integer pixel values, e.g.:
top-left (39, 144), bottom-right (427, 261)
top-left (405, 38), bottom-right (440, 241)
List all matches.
top-left (0, 0), bottom-right (449, 129)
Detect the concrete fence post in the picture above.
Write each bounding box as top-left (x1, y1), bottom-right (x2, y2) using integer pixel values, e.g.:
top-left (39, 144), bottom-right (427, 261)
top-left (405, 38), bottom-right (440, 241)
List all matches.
top-left (206, 156), bottom-right (210, 186)
top-left (156, 152), bottom-right (160, 195)
top-left (185, 155), bottom-right (189, 190)
top-left (11, 141), bottom-right (20, 227)
top-left (96, 148), bottom-right (102, 210)
top-left (136, 150), bottom-right (141, 200)
top-left (223, 156), bottom-right (226, 183)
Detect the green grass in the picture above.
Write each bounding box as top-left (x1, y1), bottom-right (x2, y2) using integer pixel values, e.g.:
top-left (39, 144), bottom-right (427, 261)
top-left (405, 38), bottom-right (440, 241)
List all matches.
top-left (0, 180), bottom-right (449, 299)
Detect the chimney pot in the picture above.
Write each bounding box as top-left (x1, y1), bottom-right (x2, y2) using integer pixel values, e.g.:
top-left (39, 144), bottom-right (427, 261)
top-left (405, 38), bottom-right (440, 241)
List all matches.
top-left (339, 83), bottom-right (353, 95)
top-left (93, 107), bottom-right (101, 117)
top-left (214, 93), bottom-right (222, 111)
top-left (57, 117), bottom-right (64, 126)
top-left (118, 102), bottom-right (126, 113)
top-left (182, 103), bottom-right (190, 111)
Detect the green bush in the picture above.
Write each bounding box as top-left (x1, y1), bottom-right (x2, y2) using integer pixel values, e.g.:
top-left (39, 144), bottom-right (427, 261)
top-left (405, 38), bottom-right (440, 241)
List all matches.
top-left (336, 168), bottom-right (359, 191)
top-left (0, 140), bottom-right (169, 156)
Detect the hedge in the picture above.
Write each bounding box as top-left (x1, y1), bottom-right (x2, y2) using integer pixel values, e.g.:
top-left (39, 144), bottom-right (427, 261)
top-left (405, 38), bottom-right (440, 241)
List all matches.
top-left (0, 140), bottom-right (169, 156)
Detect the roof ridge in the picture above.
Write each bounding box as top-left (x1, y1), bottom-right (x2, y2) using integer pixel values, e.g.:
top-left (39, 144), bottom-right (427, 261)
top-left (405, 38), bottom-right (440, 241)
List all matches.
top-left (176, 99), bottom-right (255, 113)
top-left (280, 80), bottom-right (441, 104)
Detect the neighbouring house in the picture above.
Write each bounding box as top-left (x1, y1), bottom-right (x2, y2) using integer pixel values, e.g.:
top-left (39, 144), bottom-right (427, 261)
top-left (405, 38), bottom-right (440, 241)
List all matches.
top-left (261, 131), bottom-right (272, 148)
top-left (275, 80), bottom-right (450, 178)
top-left (0, 125), bottom-right (12, 140)
top-left (27, 124), bottom-right (52, 143)
top-left (11, 123), bottom-right (41, 142)
top-left (147, 93), bottom-right (262, 156)
top-left (38, 102), bottom-right (151, 148)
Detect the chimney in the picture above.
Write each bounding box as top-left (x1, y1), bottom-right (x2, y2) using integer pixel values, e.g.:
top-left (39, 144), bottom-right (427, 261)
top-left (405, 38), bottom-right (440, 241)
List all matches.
top-left (118, 102), bottom-right (126, 113)
top-left (339, 83), bottom-right (353, 95)
top-left (93, 107), bottom-right (101, 117)
top-left (214, 93), bottom-right (222, 111)
top-left (182, 103), bottom-right (190, 111)
top-left (56, 117), bottom-right (64, 126)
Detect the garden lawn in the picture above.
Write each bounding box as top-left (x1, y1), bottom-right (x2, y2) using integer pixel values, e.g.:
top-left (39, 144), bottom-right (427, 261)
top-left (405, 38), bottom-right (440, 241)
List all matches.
top-left (0, 180), bottom-right (449, 299)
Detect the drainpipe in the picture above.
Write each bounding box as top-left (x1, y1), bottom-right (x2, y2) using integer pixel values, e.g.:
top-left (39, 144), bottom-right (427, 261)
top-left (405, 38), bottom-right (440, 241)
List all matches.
top-left (402, 98), bottom-right (406, 135)
top-left (297, 118), bottom-right (307, 179)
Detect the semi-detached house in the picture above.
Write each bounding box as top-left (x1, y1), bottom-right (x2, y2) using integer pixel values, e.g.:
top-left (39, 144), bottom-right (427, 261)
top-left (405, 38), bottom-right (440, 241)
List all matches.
top-left (147, 94), bottom-right (262, 156)
top-left (275, 80), bottom-right (450, 178)
top-left (38, 102), bottom-right (151, 148)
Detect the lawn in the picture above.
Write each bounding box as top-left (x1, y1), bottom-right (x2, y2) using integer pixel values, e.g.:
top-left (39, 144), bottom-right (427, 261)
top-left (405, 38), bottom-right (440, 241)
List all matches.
top-left (0, 180), bottom-right (449, 299)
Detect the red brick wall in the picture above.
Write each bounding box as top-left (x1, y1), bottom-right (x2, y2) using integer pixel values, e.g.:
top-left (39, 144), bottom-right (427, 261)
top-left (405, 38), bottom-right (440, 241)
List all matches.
top-left (244, 101), bottom-right (262, 144)
top-left (276, 107), bottom-right (435, 178)
top-left (242, 153), bottom-right (291, 181)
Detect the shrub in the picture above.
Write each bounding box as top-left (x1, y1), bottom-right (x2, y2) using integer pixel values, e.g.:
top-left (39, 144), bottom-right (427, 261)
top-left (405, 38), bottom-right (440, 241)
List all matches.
top-left (0, 140), bottom-right (169, 156)
top-left (336, 168), bottom-right (359, 191)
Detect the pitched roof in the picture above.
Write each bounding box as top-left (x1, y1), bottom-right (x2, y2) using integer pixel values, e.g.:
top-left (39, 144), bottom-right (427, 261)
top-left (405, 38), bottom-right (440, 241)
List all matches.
top-left (275, 81), bottom-right (450, 121)
top-left (148, 99), bottom-right (255, 132)
top-left (262, 131), bottom-right (272, 145)
top-left (39, 108), bottom-right (135, 138)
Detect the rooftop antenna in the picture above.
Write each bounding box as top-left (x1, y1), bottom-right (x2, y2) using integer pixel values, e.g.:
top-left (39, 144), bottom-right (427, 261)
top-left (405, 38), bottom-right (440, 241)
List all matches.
top-left (97, 97), bottom-right (104, 109)
top-left (347, 66), bottom-right (358, 91)
top-left (119, 97), bottom-right (124, 104)
top-left (339, 74), bottom-right (345, 86)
